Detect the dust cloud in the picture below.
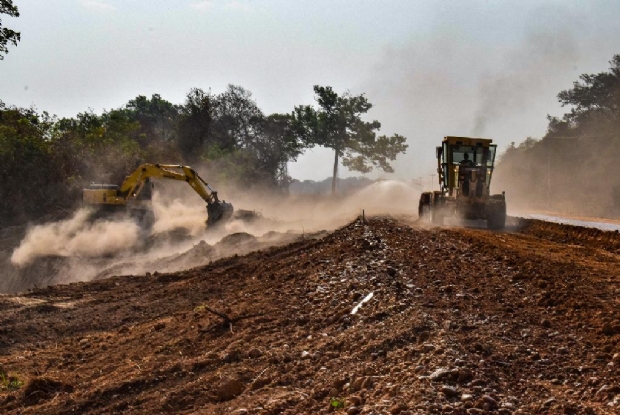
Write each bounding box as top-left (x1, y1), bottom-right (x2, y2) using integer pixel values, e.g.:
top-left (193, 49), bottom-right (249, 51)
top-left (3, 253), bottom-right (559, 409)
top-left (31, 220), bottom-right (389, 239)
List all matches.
top-left (2, 180), bottom-right (420, 293)
top-left (224, 179), bottom-right (421, 235)
top-left (11, 209), bottom-right (141, 267)
top-left (151, 192), bottom-right (208, 236)
top-left (472, 27), bottom-right (578, 136)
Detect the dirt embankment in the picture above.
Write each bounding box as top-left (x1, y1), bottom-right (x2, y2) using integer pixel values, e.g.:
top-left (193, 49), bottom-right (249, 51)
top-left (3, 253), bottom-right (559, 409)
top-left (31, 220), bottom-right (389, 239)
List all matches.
top-left (0, 217), bottom-right (618, 414)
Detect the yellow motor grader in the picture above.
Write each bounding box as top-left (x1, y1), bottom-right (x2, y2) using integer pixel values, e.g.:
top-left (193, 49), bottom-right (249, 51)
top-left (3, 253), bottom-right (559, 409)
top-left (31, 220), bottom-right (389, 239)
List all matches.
top-left (82, 164), bottom-right (234, 229)
top-left (418, 136), bottom-right (506, 229)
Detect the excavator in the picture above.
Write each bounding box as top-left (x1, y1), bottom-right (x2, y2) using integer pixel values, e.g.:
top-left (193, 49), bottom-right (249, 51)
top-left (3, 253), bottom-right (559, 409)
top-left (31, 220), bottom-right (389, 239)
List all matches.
top-left (82, 164), bottom-right (234, 229)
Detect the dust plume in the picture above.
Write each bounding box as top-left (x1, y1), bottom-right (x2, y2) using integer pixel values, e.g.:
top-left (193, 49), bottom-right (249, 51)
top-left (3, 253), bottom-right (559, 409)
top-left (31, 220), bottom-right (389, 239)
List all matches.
top-left (472, 27), bottom-right (578, 136)
top-left (221, 179), bottom-right (421, 235)
top-left (359, 2), bottom-right (597, 181)
top-left (11, 209), bottom-right (141, 267)
top-left (151, 192), bottom-right (208, 236)
top-left (1, 179), bottom-right (420, 293)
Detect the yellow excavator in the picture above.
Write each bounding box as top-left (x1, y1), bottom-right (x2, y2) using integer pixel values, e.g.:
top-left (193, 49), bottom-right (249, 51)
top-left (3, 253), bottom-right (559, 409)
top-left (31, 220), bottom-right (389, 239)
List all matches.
top-left (82, 164), bottom-right (234, 228)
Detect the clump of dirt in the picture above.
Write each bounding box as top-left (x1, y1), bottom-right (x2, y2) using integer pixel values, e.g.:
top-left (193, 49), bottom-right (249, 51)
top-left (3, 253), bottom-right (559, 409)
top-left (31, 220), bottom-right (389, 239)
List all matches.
top-left (215, 377), bottom-right (245, 401)
top-left (160, 240), bottom-right (216, 270)
top-left (22, 377), bottom-right (74, 406)
top-left (218, 232), bottom-right (257, 249)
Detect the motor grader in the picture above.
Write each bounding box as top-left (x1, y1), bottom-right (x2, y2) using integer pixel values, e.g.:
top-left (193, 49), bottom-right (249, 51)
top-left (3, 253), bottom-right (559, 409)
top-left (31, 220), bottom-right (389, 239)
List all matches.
top-left (418, 136), bottom-right (506, 229)
top-left (82, 164), bottom-right (234, 229)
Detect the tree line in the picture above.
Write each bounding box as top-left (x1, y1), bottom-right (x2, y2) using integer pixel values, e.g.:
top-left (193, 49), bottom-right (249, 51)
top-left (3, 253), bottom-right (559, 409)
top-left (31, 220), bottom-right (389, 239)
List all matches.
top-left (0, 85), bottom-right (407, 224)
top-left (495, 54), bottom-right (620, 217)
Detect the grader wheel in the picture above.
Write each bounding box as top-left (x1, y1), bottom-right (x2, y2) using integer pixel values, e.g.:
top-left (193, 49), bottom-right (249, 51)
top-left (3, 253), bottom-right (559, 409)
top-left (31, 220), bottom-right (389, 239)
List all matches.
top-left (487, 196), bottom-right (506, 230)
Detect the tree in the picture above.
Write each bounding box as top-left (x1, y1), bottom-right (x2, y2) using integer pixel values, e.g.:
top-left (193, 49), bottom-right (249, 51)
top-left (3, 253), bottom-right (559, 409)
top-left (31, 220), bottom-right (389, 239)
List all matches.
top-left (211, 84), bottom-right (263, 152)
top-left (126, 94), bottom-right (179, 144)
top-left (177, 88), bottom-right (213, 163)
top-left (557, 55), bottom-right (620, 119)
top-left (251, 113), bottom-right (305, 188)
top-left (0, 0), bottom-right (20, 60)
top-left (292, 86), bottom-right (408, 193)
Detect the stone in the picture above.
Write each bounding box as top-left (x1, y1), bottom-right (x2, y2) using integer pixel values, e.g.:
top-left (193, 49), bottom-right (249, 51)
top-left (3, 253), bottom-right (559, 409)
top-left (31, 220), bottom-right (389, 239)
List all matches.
top-left (429, 368), bottom-right (451, 381)
top-left (442, 385), bottom-right (460, 397)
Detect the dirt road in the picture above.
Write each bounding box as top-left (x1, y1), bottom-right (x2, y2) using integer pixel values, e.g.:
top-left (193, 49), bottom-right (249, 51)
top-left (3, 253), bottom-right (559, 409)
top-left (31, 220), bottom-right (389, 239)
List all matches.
top-left (0, 217), bottom-right (618, 414)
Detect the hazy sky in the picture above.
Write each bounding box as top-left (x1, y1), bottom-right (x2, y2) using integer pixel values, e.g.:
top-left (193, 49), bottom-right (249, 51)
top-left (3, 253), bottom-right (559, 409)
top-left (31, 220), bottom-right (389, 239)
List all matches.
top-left (2, 0), bottom-right (620, 184)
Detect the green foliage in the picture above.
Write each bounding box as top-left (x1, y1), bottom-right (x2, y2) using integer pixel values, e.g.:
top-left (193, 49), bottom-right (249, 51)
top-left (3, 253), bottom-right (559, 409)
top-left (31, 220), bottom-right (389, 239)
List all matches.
top-left (0, 0), bottom-right (20, 60)
top-left (126, 94), bottom-right (179, 144)
top-left (0, 370), bottom-right (23, 390)
top-left (177, 88), bottom-right (213, 162)
top-left (247, 113), bottom-right (303, 188)
top-left (0, 106), bottom-right (59, 221)
top-left (556, 54), bottom-right (620, 126)
top-left (292, 85), bottom-right (407, 193)
top-left (195, 86), bottom-right (304, 189)
top-left (211, 84), bottom-right (263, 151)
top-left (329, 397), bottom-right (345, 409)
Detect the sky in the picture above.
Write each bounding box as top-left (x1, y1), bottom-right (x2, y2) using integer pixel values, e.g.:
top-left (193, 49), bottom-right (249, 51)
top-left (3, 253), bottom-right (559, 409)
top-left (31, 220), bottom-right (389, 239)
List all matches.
top-left (2, 0), bottom-right (620, 185)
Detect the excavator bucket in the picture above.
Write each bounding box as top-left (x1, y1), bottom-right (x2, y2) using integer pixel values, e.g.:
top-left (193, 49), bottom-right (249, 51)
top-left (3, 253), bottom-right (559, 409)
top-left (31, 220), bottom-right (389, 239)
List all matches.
top-left (206, 201), bottom-right (234, 228)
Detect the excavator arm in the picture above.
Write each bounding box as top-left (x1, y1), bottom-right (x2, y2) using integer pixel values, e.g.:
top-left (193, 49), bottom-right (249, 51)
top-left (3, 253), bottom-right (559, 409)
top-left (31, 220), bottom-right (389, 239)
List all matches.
top-left (83, 164), bottom-right (233, 228)
top-left (119, 164), bottom-right (234, 227)
top-left (120, 164), bottom-right (217, 203)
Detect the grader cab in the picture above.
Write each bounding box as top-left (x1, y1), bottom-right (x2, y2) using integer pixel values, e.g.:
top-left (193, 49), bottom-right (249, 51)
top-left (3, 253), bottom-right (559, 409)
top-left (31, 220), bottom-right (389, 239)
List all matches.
top-left (418, 136), bottom-right (506, 229)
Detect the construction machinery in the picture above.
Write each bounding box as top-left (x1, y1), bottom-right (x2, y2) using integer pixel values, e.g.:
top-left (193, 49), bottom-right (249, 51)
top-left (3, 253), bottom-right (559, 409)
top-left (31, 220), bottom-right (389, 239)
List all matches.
top-left (418, 136), bottom-right (506, 229)
top-left (82, 164), bottom-right (234, 228)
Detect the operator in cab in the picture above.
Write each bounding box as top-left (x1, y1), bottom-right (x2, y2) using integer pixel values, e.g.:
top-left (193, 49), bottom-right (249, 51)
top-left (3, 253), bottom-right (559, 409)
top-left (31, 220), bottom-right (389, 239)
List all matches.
top-left (460, 152), bottom-right (475, 167)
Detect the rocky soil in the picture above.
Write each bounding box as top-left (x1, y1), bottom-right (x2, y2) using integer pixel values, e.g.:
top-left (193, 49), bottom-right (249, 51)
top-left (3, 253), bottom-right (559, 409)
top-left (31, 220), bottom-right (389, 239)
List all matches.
top-left (0, 216), bottom-right (618, 414)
